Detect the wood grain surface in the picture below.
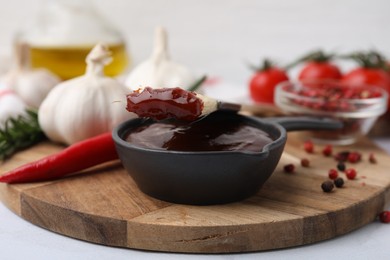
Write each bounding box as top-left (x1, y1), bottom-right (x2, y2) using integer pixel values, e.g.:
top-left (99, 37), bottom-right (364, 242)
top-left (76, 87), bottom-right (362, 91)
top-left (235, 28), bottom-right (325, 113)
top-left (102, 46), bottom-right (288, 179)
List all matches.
top-left (1, 132), bottom-right (390, 253)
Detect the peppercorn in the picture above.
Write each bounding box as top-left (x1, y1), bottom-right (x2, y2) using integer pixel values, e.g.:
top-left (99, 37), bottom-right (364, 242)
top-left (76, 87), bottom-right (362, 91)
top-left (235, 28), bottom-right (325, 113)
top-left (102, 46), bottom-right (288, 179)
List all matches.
top-left (321, 180), bottom-right (334, 192)
top-left (304, 140), bottom-right (314, 153)
top-left (301, 158), bottom-right (310, 167)
top-left (345, 168), bottom-right (357, 180)
top-left (347, 151), bottom-right (361, 163)
top-left (322, 145), bottom-right (332, 157)
top-left (369, 153), bottom-right (377, 164)
top-left (334, 151), bottom-right (350, 162)
top-left (284, 164), bottom-right (295, 173)
top-left (337, 162), bottom-right (346, 172)
top-left (379, 211), bottom-right (390, 223)
top-left (334, 177), bottom-right (344, 188)
top-left (328, 169), bottom-right (338, 180)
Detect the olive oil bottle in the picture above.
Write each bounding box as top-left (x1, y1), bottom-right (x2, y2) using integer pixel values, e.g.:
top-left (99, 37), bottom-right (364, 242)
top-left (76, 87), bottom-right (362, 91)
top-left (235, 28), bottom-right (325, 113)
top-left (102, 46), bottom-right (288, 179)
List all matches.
top-left (29, 43), bottom-right (129, 79)
top-left (17, 0), bottom-right (130, 79)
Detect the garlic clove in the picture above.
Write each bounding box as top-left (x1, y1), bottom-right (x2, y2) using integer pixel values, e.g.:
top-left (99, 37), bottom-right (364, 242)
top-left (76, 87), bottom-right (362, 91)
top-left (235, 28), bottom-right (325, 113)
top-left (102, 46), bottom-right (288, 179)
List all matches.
top-left (125, 26), bottom-right (195, 90)
top-left (0, 88), bottom-right (27, 127)
top-left (0, 42), bottom-right (61, 109)
top-left (14, 69), bottom-right (61, 108)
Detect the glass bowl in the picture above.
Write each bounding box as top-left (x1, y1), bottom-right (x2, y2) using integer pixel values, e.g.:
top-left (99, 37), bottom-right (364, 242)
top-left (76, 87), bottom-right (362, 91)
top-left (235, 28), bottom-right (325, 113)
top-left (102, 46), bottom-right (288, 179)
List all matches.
top-left (275, 80), bottom-right (388, 145)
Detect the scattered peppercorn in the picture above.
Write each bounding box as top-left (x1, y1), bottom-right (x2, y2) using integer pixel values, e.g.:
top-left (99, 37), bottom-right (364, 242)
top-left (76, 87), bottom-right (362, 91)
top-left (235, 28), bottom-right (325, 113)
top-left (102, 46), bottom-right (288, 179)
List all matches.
top-left (304, 140), bottom-right (314, 153)
top-left (321, 180), bottom-right (334, 192)
top-left (322, 145), bottom-right (332, 157)
top-left (334, 177), bottom-right (344, 188)
top-left (347, 151), bottom-right (361, 163)
top-left (328, 169), bottom-right (338, 180)
top-left (334, 151), bottom-right (350, 162)
top-left (337, 161), bottom-right (346, 172)
top-left (345, 168), bottom-right (357, 180)
top-left (379, 211), bottom-right (390, 223)
top-left (301, 158), bottom-right (310, 167)
top-left (284, 164), bottom-right (295, 173)
top-left (369, 153), bottom-right (377, 164)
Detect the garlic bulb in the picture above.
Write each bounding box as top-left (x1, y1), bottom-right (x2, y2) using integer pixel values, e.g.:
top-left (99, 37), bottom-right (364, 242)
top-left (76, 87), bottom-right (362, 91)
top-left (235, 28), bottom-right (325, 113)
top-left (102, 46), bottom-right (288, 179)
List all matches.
top-left (0, 43), bottom-right (60, 108)
top-left (0, 85), bottom-right (27, 127)
top-left (125, 26), bottom-right (195, 90)
top-left (38, 44), bottom-right (135, 145)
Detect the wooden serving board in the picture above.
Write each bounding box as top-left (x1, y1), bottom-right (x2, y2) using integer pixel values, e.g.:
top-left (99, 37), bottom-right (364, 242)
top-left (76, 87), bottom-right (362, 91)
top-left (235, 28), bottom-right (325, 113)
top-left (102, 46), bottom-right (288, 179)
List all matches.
top-left (1, 133), bottom-right (390, 253)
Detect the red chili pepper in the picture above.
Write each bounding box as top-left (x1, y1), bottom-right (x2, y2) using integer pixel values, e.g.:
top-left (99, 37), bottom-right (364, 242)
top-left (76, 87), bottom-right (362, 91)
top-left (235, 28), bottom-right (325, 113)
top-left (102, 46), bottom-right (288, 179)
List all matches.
top-left (0, 132), bottom-right (118, 183)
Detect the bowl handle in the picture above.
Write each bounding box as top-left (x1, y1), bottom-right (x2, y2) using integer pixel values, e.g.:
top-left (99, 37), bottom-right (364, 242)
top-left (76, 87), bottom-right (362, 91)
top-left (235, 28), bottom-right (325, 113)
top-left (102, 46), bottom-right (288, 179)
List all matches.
top-left (262, 117), bottom-right (343, 132)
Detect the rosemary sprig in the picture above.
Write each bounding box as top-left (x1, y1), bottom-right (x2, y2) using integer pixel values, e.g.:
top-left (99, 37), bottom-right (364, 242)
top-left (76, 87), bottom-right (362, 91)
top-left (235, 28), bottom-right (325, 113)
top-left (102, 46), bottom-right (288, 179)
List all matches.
top-left (188, 75), bottom-right (207, 92)
top-left (0, 109), bottom-right (46, 160)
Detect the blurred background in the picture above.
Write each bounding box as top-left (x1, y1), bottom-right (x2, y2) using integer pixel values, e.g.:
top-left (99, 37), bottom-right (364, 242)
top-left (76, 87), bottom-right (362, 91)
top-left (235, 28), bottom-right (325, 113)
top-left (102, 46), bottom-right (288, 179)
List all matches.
top-left (0, 0), bottom-right (389, 85)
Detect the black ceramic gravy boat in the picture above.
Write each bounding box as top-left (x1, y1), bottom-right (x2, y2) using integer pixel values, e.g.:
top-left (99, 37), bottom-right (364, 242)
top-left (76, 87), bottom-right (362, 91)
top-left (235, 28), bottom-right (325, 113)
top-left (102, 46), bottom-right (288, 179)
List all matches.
top-left (113, 111), bottom-right (341, 205)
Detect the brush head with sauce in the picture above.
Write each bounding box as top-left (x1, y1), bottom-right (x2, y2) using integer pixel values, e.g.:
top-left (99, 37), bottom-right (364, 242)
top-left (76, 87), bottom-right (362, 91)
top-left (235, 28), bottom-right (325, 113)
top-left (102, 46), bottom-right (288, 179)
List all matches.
top-left (126, 87), bottom-right (240, 121)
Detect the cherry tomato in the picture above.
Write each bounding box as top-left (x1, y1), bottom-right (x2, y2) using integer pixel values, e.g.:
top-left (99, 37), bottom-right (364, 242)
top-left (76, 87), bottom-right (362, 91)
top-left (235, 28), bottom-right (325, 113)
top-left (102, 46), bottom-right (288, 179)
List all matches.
top-left (342, 68), bottom-right (390, 88)
top-left (249, 67), bottom-right (289, 104)
top-left (342, 68), bottom-right (390, 108)
top-left (341, 51), bottom-right (390, 90)
top-left (298, 62), bottom-right (342, 81)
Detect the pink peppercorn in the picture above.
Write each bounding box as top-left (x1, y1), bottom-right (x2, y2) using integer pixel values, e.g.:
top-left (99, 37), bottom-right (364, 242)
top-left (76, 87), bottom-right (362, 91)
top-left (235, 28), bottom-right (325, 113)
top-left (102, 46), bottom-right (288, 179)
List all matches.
top-left (345, 168), bottom-right (357, 180)
top-left (304, 140), bottom-right (314, 153)
top-left (369, 153), bottom-right (377, 164)
top-left (301, 158), bottom-right (310, 167)
top-left (328, 169), bottom-right (338, 180)
top-left (334, 151), bottom-right (350, 162)
top-left (347, 152), bottom-right (361, 163)
top-left (379, 211), bottom-right (390, 223)
top-left (284, 164), bottom-right (295, 173)
top-left (322, 145), bottom-right (332, 157)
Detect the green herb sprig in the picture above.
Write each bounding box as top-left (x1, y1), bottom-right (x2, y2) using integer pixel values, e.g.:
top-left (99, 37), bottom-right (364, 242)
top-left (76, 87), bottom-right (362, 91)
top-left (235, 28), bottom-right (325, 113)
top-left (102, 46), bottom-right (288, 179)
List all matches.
top-left (188, 75), bottom-right (207, 92)
top-left (0, 110), bottom-right (46, 160)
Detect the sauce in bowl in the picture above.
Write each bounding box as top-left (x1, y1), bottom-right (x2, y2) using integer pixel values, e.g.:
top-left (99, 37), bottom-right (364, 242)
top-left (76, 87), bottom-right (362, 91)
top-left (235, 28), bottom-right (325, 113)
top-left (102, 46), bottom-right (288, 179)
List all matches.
top-left (125, 114), bottom-right (274, 152)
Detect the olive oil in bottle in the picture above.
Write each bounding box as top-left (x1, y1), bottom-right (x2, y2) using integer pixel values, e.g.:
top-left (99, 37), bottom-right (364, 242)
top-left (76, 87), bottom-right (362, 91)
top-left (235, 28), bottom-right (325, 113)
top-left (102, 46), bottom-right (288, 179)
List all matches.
top-left (29, 43), bottom-right (129, 79)
top-left (17, 0), bottom-right (130, 79)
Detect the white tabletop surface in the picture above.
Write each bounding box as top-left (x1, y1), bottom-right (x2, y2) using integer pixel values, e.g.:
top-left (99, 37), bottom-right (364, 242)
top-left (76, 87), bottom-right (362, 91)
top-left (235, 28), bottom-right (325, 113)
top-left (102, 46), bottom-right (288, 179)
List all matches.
top-left (0, 197), bottom-right (389, 260)
top-left (1, 0), bottom-right (390, 259)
